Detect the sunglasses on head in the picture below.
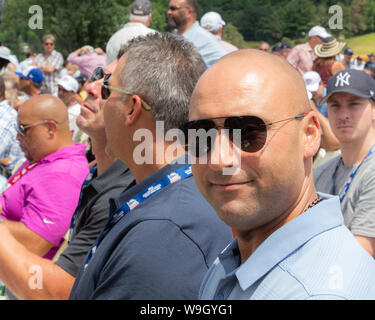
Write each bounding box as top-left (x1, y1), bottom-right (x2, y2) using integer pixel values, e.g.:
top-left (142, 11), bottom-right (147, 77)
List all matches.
top-left (90, 67), bottom-right (152, 111)
top-left (179, 113), bottom-right (307, 158)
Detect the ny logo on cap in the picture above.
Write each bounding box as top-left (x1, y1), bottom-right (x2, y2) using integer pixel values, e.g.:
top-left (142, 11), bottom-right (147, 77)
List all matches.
top-left (335, 72), bottom-right (351, 87)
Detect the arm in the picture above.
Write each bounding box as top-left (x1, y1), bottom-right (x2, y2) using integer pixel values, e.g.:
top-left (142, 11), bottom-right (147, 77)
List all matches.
top-left (2, 219), bottom-right (53, 257)
top-left (35, 53), bottom-right (63, 74)
top-left (37, 65), bottom-right (56, 74)
top-left (331, 61), bottom-right (346, 75)
top-left (355, 235), bottom-right (375, 257)
top-left (350, 171), bottom-right (375, 257)
top-left (0, 222), bottom-right (74, 300)
top-left (286, 47), bottom-right (300, 69)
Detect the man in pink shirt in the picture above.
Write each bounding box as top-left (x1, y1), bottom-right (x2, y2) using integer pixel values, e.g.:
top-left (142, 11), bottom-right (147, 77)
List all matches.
top-left (287, 25), bottom-right (331, 75)
top-left (67, 46), bottom-right (106, 78)
top-left (0, 95), bottom-right (89, 260)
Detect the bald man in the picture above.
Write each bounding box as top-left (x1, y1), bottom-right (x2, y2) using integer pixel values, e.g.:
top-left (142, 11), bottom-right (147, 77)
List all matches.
top-left (0, 94), bottom-right (89, 265)
top-left (182, 50), bottom-right (375, 299)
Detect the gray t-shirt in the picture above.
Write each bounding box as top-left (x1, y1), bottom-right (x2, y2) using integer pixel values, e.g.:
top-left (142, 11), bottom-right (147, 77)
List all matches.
top-left (314, 153), bottom-right (375, 238)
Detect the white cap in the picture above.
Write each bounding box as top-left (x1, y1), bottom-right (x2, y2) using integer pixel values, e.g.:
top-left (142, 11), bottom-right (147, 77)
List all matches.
top-left (0, 46), bottom-right (11, 61)
top-left (57, 75), bottom-right (78, 93)
top-left (303, 71), bottom-right (322, 92)
top-left (200, 11), bottom-right (226, 32)
top-left (308, 26), bottom-right (331, 39)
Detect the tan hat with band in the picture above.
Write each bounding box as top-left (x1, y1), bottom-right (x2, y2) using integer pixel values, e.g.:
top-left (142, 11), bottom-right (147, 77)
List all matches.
top-left (314, 36), bottom-right (346, 58)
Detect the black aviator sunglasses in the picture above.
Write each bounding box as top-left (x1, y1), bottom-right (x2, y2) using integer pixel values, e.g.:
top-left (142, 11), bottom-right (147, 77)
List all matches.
top-left (179, 113), bottom-right (307, 158)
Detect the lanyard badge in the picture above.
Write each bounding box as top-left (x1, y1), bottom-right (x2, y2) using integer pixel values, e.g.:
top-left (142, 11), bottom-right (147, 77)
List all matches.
top-left (83, 165), bottom-right (192, 269)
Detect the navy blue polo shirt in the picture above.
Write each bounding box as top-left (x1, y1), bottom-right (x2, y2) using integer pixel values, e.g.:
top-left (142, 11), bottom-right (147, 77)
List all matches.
top-left (69, 159), bottom-right (233, 300)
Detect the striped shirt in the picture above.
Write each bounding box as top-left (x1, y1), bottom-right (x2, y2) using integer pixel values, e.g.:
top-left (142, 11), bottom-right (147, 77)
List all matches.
top-left (0, 100), bottom-right (24, 170)
top-left (34, 50), bottom-right (64, 96)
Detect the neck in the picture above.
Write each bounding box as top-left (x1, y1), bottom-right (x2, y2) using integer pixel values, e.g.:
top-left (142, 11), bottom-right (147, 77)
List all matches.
top-left (91, 134), bottom-right (116, 175)
top-left (236, 181), bottom-right (318, 264)
top-left (127, 141), bottom-right (185, 184)
top-left (24, 86), bottom-right (40, 96)
top-left (340, 136), bottom-right (375, 165)
top-left (178, 19), bottom-right (196, 35)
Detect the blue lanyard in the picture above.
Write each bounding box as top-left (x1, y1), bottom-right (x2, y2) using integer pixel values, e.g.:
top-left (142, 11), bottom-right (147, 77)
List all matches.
top-left (68, 165), bottom-right (97, 244)
top-left (83, 165), bottom-right (192, 269)
top-left (331, 145), bottom-right (375, 202)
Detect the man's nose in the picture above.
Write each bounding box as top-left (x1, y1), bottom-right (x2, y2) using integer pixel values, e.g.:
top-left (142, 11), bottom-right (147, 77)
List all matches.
top-left (207, 129), bottom-right (241, 175)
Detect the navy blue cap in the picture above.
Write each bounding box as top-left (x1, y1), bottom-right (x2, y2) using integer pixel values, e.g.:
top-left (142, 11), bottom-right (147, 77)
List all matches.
top-left (320, 69), bottom-right (375, 104)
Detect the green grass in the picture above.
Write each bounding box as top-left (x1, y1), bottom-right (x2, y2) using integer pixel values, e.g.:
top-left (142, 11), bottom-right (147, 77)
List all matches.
top-left (344, 32), bottom-right (375, 57)
top-left (242, 32), bottom-right (375, 56)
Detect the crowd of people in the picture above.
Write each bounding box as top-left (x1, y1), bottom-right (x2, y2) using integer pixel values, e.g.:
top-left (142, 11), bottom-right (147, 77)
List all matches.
top-left (0, 0), bottom-right (375, 300)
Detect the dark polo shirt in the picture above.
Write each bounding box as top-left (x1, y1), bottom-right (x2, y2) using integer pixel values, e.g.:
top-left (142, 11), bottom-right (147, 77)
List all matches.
top-left (55, 159), bottom-right (133, 277)
top-left (69, 159), bottom-right (233, 300)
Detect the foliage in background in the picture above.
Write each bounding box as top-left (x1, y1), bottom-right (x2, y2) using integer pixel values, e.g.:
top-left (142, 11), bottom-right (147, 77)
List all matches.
top-left (0, 0), bottom-right (375, 60)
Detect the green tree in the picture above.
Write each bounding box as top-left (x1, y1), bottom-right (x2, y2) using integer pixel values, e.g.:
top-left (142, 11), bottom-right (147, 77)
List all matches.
top-left (222, 23), bottom-right (247, 49)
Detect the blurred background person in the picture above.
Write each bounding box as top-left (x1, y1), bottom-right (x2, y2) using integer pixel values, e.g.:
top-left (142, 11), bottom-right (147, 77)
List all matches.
top-left (33, 34), bottom-right (64, 96)
top-left (287, 25), bottom-right (331, 75)
top-left (200, 11), bottom-right (238, 53)
top-left (106, 0), bottom-right (155, 65)
top-left (312, 36), bottom-right (346, 87)
top-left (67, 45), bottom-right (106, 78)
top-left (364, 61), bottom-right (375, 79)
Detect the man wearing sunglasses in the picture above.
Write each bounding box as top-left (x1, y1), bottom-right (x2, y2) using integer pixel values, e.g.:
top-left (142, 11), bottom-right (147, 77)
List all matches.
top-left (189, 50), bottom-right (375, 299)
top-left (33, 35), bottom-right (64, 96)
top-left (0, 59), bottom-right (135, 299)
top-left (0, 95), bottom-right (89, 298)
top-left (167, 0), bottom-right (227, 68)
top-left (69, 32), bottom-right (232, 300)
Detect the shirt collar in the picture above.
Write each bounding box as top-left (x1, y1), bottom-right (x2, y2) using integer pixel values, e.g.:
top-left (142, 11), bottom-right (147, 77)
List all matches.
top-left (219, 194), bottom-right (343, 291)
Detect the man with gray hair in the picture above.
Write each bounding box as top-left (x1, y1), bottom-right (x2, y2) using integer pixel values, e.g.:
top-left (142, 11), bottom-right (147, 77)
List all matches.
top-left (33, 34), bottom-right (64, 96)
top-left (106, 0), bottom-right (156, 65)
top-left (69, 32), bottom-right (232, 300)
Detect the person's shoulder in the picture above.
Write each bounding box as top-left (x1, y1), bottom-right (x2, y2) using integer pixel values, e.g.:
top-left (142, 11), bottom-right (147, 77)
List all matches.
top-left (314, 155), bottom-right (340, 176)
top-left (280, 225), bottom-right (375, 299)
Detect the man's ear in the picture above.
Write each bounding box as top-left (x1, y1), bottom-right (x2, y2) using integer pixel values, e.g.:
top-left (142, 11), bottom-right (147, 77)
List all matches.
top-left (46, 120), bottom-right (57, 138)
top-left (124, 95), bottom-right (143, 127)
top-left (303, 111), bottom-right (321, 159)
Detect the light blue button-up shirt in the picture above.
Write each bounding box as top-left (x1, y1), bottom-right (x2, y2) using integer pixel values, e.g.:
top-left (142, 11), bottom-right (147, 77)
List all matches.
top-left (180, 21), bottom-right (228, 68)
top-left (199, 194), bottom-right (375, 300)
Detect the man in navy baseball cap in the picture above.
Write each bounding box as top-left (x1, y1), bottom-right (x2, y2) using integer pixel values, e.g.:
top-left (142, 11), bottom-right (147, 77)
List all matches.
top-left (320, 69), bottom-right (375, 105)
top-left (315, 69), bottom-right (375, 257)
